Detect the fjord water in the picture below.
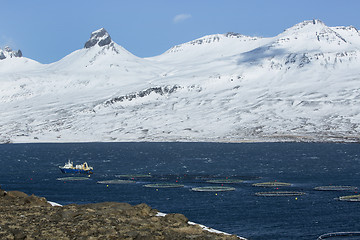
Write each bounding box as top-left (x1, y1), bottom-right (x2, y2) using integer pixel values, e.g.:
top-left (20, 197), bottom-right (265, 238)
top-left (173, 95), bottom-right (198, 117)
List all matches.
top-left (1, 142), bottom-right (360, 239)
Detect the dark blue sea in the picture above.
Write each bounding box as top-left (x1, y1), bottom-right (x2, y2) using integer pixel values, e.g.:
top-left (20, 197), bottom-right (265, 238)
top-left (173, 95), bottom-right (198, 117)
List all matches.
top-left (1, 142), bottom-right (360, 239)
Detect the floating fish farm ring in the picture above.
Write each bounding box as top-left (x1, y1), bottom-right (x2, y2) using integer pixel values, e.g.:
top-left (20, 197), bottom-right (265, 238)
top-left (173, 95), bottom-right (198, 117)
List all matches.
top-left (206, 179), bottom-right (244, 184)
top-left (252, 182), bottom-right (292, 187)
top-left (56, 177), bottom-right (90, 181)
top-left (314, 186), bottom-right (358, 191)
top-left (255, 191), bottom-right (305, 197)
top-left (338, 194), bottom-right (360, 202)
top-left (143, 183), bottom-right (184, 188)
top-left (115, 174), bottom-right (152, 178)
top-left (191, 186), bottom-right (236, 192)
top-left (317, 232), bottom-right (360, 239)
top-left (97, 180), bottom-right (135, 184)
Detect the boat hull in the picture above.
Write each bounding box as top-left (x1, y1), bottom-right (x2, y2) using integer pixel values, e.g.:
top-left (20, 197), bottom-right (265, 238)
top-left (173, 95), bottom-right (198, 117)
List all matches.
top-left (59, 168), bottom-right (93, 174)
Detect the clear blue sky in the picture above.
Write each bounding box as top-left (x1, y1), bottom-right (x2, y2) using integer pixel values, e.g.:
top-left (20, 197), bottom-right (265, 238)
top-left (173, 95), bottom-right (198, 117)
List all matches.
top-left (1, 0), bottom-right (359, 63)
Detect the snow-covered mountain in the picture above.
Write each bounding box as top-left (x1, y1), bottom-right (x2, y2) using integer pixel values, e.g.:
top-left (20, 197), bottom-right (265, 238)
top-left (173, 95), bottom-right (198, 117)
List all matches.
top-left (1, 20), bottom-right (360, 143)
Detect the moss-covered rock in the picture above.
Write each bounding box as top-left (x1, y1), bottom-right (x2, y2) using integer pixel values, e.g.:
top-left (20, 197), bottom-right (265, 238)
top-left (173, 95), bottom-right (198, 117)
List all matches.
top-left (0, 186), bottom-right (241, 240)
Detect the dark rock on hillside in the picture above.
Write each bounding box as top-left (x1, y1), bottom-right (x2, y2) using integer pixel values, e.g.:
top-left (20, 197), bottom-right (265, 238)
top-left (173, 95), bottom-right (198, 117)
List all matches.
top-left (0, 186), bottom-right (241, 240)
top-left (15, 50), bottom-right (22, 57)
top-left (105, 85), bottom-right (181, 105)
top-left (0, 52), bottom-right (6, 60)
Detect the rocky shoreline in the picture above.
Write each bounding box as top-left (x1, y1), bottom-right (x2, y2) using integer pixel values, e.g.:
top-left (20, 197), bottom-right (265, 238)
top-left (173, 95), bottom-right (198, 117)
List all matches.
top-left (0, 186), bottom-right (242, 240)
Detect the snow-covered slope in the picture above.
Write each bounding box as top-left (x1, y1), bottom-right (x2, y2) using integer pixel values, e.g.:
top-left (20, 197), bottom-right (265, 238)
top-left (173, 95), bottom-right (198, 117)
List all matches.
top-left (1, 20), bottom-right (360, 143)
top-left (0, 46), bottom-right (41, 72)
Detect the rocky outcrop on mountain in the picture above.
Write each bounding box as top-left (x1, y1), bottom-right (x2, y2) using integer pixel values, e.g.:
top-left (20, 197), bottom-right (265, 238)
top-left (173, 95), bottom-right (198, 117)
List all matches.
top-left (0, 46), bottom-right (22, 60)
top-left (84, 28), bottom-right (112, 48)
top-left (0, 186), bottom-right (240, 240)
top-left (105, 85), bottom-right (181, 105)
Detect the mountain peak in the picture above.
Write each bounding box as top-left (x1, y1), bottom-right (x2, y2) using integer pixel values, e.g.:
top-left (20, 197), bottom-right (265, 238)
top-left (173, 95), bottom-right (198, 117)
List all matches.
top-left (0, 46), bottom-right (22, 60)
top-left (301, 19), bottom-right (326, 26)
top-left (310, 19), bottom-right (324, 25)
top-left (285, 19), bottom-right (327, 33)
top-left (84, 28), bottom-right (112, 49)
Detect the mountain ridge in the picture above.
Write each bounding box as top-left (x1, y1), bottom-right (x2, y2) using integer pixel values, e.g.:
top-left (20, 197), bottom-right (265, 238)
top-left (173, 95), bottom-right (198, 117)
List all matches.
top-left (1, 20), bottom-right (360, 143)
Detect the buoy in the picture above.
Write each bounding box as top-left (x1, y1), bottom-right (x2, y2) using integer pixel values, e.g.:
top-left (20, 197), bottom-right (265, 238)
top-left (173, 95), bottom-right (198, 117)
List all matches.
top-left (106, 185), bottom-right (108, 187)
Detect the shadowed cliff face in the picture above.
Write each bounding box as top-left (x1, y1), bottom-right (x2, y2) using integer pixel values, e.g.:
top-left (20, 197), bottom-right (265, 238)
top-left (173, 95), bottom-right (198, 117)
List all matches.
top-left (0, 186), bottom-right (240, 240)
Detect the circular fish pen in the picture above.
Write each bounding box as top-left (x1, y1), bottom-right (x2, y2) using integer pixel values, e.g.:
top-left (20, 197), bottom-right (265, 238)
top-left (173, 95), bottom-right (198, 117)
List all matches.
top-left (317, 232), bottom-right (360, 239)
top-left (206, 179), bottom-right (244, 184)
top-left (255, 191), bottom-right (305, 197)
top-left (115, 174), bottom-right (152, 179)
top-left (252, 181), bottom-right (292, 187)
top-left (97, 180), bottom-right (136, 184)
top-left (143, 183), bottom-right (184, 188)
top-left (56, 177), bottom-right (90, 181)
top-left (314, 186), bottom-right (358, 191)
top-left (191, 186), bottom-right (235, 192)
top-left (338, 194), bottom-right (360, 202)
